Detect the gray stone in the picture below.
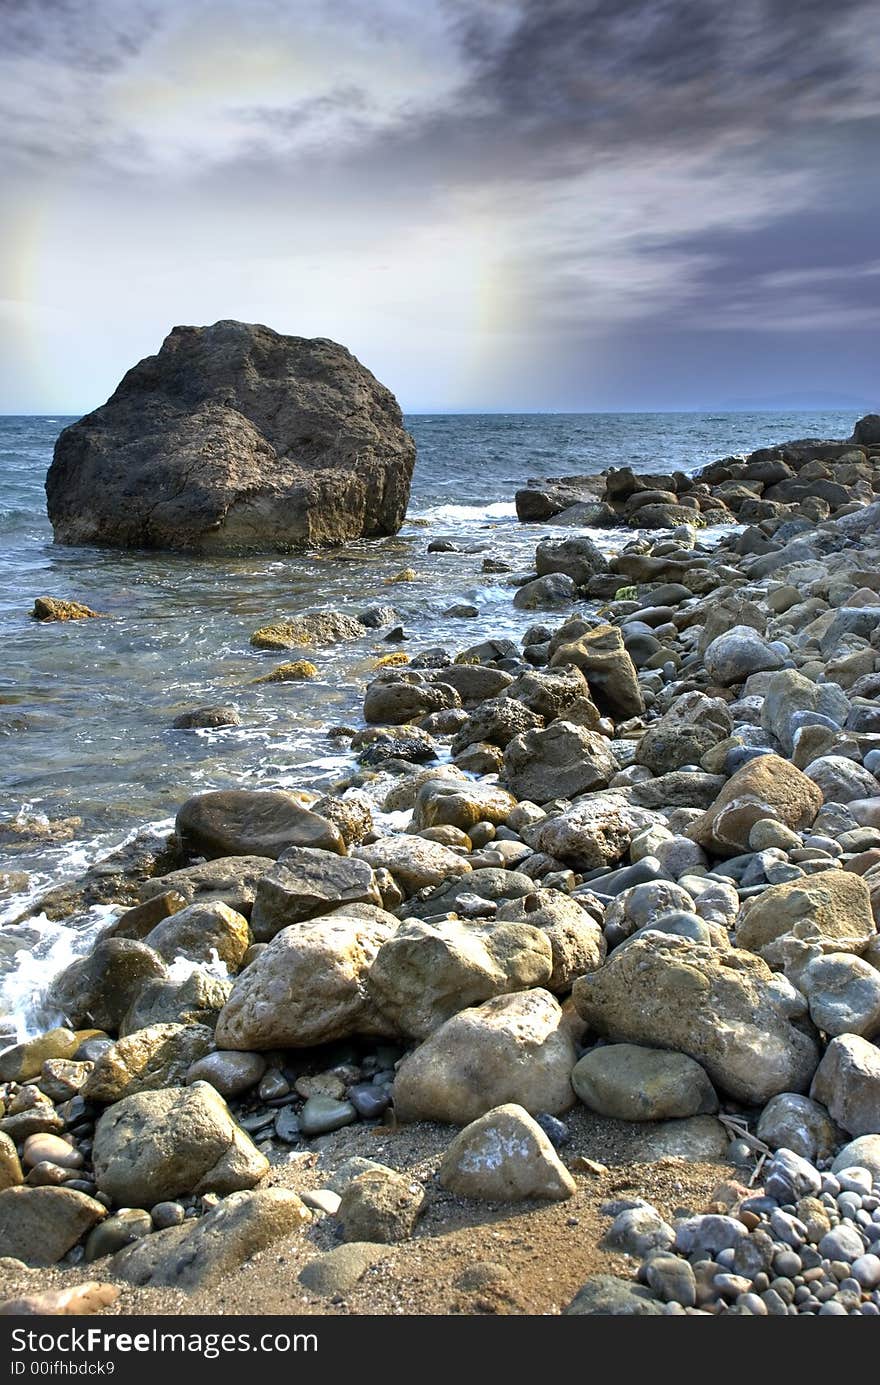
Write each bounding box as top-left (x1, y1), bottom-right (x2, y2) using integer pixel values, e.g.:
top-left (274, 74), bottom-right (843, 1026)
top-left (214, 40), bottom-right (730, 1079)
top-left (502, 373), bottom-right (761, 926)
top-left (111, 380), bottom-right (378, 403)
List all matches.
top-left (563, 1274), bottom-right (664, 1315)
top-left (572, 1044), bottom-right (717, 1121)
top-left (438, 1104), bottom-right (575, 1201)
top-left (111, 1189), bottom-right (310, 1288)
top-left (605, 1205), bottom-right (675, 1256)
top-left (811, 1034), bottom-right (880, 1136)
top-left (298, 1242), bottom-right (390, 1297)
top-left (249, 847), bottom-right (380, 940)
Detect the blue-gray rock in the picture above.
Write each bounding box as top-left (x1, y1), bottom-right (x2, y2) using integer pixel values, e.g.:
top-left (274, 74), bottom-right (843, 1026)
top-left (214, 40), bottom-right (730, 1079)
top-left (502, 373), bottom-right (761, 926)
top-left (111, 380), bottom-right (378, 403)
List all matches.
top-left (764, 1149), bottom-right (822, 1203)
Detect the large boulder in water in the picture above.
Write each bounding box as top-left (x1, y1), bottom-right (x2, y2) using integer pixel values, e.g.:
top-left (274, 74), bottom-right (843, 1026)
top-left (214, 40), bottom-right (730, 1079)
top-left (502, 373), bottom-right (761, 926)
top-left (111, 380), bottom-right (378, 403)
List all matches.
top-left (46, 320), bottom-right (416, 551)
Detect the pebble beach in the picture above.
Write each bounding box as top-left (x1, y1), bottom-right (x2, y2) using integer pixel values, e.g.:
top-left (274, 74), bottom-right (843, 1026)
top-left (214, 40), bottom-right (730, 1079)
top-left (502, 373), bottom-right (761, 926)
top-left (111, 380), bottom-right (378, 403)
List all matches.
top-left (3, 407), bottom-right (880, 1317)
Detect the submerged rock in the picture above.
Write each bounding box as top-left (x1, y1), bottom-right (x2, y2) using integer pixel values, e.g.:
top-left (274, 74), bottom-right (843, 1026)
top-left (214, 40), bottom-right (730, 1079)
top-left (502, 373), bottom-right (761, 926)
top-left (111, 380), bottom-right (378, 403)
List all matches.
top-left (47, 320), bottom-right (416, 551)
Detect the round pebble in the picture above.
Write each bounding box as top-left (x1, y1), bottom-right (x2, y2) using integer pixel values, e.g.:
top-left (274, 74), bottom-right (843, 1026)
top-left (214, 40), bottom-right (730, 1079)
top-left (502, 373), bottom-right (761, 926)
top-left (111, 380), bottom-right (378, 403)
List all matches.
top-left (151, 1201), bottom-right (185, 1229)
top-left (22, 1133), bottom-right (83, 1170)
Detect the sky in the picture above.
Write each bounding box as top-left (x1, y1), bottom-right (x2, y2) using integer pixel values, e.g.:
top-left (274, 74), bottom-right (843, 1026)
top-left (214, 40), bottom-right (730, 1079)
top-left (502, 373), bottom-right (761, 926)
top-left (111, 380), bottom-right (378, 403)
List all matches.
top-left (1, 0), bottom-right (879, 414)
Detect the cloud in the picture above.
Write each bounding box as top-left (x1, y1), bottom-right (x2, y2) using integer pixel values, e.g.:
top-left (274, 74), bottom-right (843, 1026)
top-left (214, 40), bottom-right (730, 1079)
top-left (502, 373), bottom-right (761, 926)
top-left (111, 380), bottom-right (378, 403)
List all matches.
top-left (1, 0), bottom-right (878, 409)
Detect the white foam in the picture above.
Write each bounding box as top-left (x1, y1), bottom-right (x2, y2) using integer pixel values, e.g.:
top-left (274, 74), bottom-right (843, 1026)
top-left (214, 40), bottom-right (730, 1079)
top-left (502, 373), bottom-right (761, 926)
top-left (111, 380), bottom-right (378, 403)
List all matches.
top-left (415, 501), bottom-right (518, 524)
top-left (0, 905), bottom-right (119, 1047)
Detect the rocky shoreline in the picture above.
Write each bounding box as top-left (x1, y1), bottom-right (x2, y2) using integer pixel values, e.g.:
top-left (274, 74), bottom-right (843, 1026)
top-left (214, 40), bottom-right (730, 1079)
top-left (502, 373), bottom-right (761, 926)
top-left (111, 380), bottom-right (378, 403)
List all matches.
top-left (3, 415), bottom-right (880, 1317)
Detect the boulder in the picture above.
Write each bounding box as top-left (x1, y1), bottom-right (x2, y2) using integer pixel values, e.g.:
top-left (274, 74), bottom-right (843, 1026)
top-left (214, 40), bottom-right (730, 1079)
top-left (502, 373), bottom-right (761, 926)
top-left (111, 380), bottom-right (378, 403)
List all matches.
top-left (810, 1034), bottom-right (880, 1136)
top-left (550, 624), bottom-right (644, 720)
top-left (800, 953), bottom-right (880, 1038)
top-left (47, 321), bottom-right (416, 551)
top-left (438, 1104), bottom-right (575, 1201)
top-left (175, 789), bottom-right (344, 861)
top-left (0, 1135), bottom-right (23, 1191)
top-left (500, 722), bottom-right (616, 804)
top-left (49, 939), bottom-right (168, 1032)
top-left (120, 968), bottom-right (230, 1035)
top-left (496, 890), bottom-right (606, 991)
top-left (571, 1044), bottom-right (718, 1121)
top-left (353, 836), bottom-right (472, 894)
top-left (450, 697), bottom-right (544, 755)
top-left (82, 1024), bottom-right (214, 1102)
top-left (832, 1135), bottom-right (880, 1179)
top-left (573, 934), bottom-right (820, 1103)
top-left (0, 1188), bottom-right (106, 1266)
top-left (409, 780), bottom-right (516, 832)
top-left (529, 792), bottom-right (657, 870)
top-left (804, 755), bottom-right (880, 804)
top-left (366, 919), bottom-right (552, 1038)
top-left (215, 907), bottom-right (397, 1049)
top-left (564, 1275), bottom-right (665, 1316)
top-left (505, 666), bottom-right (601, 725)
top-left (249, 847), bottom-right (380, 941)
top-left (636, 693), bottom-right (732, 775)
top-left (735, 871), bottom-right (876, 965)
top-left (363, 677), bottom-right (460, 725)
top-left (761, 670), bottom-right (822, 754)
top-left (513, 573), bottom-right (576, 609)
top-left (110, 1189), bottom-right (310, 1288)
top-left (185, 1050), bottom-right (266, 1097)
top-left (852, 414), bottom-right (880, 445)
top-left (535, 536), bottom-right (609, 585)
top-left (138, 857), bottom-right (273, 918)
top-left (91, 1084), bottom-right (269, 1206)
top-left (393, 989), bottom-right (577, 1124)
top-left (145, 900), bottom-right (250, 971)
top-left (687, 754), bottom-right (822, 856)
top-left (337, 1169), bottom-right (426, 1244)
top-left (755, 1092), bottom-right (840, 1162)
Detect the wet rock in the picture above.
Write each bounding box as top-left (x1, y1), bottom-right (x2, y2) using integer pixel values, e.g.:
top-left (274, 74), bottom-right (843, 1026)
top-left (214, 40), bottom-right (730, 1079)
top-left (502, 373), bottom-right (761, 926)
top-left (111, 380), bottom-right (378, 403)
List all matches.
top-left (535, 536), bottom-right (609, 584)
top-left (145, 900), bottom-right (251, 971)
top-left (450, 696), bottom-right (544, 754)
top-left (513, 573), bottom-right (577, 609)
top-left (251, 612), bottom-right (364, 649)
top-left (31, 597), bottom-right (104, 622)
top-left (50, 940), bottom-right (168, 1032)
top-left (0, 1029), bottom-right (80, 1083)
top-left (438, 1103), bottom-right (575, 1201)
top-left (363, 676), bottom-right (461, 725)
top-left (172, 705), bottom-right (241, 730)
top-left (572, 1044), bottom-right (718, 1121)
top-left (393, 989), bottom-right (577, 1124)
top-left (92, 1083), bottom-right (269, 1207)
top-left (48, 321), bottom-right (416, 551)
top-left (176, 789), bottom-right (344, 861)
top-left (299, 1096), bottom-right (357, 1137)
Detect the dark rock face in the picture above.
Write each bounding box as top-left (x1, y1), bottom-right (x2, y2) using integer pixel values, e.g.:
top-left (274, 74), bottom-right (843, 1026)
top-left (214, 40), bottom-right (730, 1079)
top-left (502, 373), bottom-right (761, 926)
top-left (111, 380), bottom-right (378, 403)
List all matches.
top-left (852, 414), bottom-right (880, 445)
top-left (46, 320), bottom-right (416, 552)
